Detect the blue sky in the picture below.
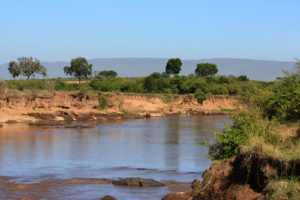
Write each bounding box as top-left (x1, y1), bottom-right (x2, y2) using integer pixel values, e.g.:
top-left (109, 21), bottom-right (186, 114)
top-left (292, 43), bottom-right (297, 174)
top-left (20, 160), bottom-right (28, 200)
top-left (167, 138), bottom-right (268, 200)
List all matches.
top-left (0, 0), bottom-right (299, 63)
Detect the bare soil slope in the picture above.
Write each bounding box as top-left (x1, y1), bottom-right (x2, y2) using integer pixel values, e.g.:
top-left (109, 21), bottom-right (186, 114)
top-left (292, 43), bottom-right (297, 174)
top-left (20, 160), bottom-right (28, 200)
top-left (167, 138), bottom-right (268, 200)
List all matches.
top-left (0, 93), bottom-right (243, 124)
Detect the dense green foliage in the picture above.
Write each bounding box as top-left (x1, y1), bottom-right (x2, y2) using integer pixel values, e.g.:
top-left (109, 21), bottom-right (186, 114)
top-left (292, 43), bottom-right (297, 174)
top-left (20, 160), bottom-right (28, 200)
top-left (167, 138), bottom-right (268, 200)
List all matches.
top-left (209, 110), bottom-right (279, 160)
top-left (64, 57), bottom-right (92, 83)
top-left (96, 70), bottom-right (118, 78)
top-left (8, 61), bottom-right (21, 78)
top-left (237, 75), bottom-right (249, 81)
top-left (1, 73), bottom-right (268, 105)
top-left (209, 61), bottom-right (300, 160)
top-left (166, 58), bottom-right (182, 75)
top-left (8, 57), bottom-right (47, 79)
top-left (262, 66), bottom-right (300, 123)
top-left (195, 63), bottom-right (218, 77)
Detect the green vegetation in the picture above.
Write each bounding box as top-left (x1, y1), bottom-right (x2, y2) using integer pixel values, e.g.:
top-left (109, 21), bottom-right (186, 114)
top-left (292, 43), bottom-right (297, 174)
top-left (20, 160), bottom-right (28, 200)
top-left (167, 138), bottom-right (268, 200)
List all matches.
top-left (96, 70), bottom-right (118, 78)
top-left (64, 57), bottom-right (92, 83)
top-left (3, 57), bottom-right (269, 105)
top-left (2, 55), bottom-right (300, 198)
top-left (209, 110), bottom-right (279, 160)
top-left (209, 61), bottom-right (300, 160)
top-left (206, 60), bottom-right (300, 199)
top-left (195, 63), bottom-right (218, 77)
top-left (8, 57), bottom-right (47, 79)
top-left (98, 93), bottom-right (108, 110)
top-left (265, 178), bottom-right (300, 200)
top-left (166, 58), bottom-right (182, 75)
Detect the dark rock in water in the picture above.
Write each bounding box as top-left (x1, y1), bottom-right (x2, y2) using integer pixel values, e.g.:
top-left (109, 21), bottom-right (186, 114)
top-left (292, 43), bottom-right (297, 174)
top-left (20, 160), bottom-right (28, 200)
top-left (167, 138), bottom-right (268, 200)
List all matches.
top-left (101, 195), bottom-right (116, 200)
top-left (112, 177), bottom-right (165, 187)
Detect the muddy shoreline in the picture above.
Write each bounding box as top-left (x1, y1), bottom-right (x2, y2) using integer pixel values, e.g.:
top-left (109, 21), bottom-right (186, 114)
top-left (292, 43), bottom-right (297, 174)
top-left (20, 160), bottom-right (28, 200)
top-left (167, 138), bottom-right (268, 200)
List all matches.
top-left (0, 176), bottom-right (193, 200)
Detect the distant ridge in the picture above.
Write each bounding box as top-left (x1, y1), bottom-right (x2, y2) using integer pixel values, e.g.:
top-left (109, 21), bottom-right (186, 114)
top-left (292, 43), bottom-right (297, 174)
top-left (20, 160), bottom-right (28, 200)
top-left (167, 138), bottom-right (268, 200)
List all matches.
top-left (0, 58), bottom-right (296, 81)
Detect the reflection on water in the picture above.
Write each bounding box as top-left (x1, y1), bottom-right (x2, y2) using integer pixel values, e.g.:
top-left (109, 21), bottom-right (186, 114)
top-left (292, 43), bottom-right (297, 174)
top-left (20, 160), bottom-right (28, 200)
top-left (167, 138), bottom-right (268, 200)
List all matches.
top-left (0, 116), bottom-right (230, 199)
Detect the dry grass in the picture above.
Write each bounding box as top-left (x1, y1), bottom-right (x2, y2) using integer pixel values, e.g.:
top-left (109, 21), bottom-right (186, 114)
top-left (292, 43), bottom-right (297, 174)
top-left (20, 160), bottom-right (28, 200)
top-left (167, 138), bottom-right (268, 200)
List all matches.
top-left (265, 179), bottom-right (300, 200)
top-left (64, 80), bottom-right (89, 84)
top-left (242, 136), bottom-right (300, 162)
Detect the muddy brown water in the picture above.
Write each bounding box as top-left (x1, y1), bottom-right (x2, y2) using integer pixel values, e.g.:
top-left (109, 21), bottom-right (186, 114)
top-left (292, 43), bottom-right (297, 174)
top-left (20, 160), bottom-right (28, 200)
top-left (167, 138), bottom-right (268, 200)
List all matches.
top-left (0, 116), bottom-right (230, 199)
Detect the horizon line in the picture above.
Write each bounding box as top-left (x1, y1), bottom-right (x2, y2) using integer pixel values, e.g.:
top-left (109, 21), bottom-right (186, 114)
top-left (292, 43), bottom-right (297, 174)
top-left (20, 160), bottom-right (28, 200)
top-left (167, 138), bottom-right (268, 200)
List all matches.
top-left (0, 57), bottom-right (296, 65)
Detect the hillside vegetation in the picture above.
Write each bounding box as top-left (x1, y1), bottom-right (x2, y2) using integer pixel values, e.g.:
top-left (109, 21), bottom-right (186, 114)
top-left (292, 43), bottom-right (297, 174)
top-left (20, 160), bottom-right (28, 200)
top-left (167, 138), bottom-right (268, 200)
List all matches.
top-left (205, 61), bottom-right (300, 199)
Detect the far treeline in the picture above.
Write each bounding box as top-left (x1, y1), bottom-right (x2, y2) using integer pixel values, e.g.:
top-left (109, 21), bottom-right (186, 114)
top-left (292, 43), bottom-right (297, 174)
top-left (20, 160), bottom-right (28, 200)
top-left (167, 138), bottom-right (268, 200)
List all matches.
top-left (4, 57), bottom-right (252, 102)
top-left (2, 57), bottom-right (299, 121)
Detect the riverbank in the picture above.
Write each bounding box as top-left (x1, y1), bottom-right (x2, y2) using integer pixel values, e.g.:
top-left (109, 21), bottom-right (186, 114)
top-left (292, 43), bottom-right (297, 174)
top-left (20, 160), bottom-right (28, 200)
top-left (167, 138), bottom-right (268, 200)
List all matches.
top-left (0, 92), bottom-right (243, 124)
top-left (162, 120), bottom-right (300, 200)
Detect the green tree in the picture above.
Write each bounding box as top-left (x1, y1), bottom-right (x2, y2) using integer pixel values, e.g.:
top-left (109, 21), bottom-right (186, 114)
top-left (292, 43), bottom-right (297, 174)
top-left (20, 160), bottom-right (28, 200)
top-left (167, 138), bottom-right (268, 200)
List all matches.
top-left (8, 61), bottom-right (21, 78)
top-left (143, 72), bottom-right (162, 92)
top-left (166, 58), bottom-right (182, 75)
top-left (64, 57), bottom-right (92, 83)
top-left (237, 75), bottom-right (249, 81)
top-left (195, 63), bottom-right (218, 77)
top-left (8, 57), bottom-right (47, 79)
top-left (97, 70), bottom-right (118, 78)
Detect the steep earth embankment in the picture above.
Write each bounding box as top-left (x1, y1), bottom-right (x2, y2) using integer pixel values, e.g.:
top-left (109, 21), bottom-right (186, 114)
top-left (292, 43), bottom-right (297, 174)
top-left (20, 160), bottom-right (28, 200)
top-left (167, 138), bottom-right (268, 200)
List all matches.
top-left (0, 92), bottom-right (243, 124)
top-left (163, 148), bottom-right (300, 200)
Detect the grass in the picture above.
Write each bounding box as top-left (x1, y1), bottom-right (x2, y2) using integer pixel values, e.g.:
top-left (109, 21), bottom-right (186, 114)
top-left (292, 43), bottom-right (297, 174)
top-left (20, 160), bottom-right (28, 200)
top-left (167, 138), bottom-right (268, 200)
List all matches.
top-left (242, 134), bottom-right (300, 162)
top-left (241, 130), bottom-right (300, 199)
top-left (265, 178), bottom-right (300, 200)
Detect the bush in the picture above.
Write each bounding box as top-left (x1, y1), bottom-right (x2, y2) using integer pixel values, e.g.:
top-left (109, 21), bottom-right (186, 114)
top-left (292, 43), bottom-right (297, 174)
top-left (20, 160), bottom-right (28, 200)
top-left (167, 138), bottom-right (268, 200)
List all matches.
top-left (237, 75), bottom-right (249, 81)
top-left (98, 93), bottom-right (108, 110)
top-left (54, 79), bottom-right (67, 90)
top-left (263, 71), bottom-right (300, 123)
top-left (194, 88), bottom-right (207, 103)
top-left (209, 110), bottom-right (279, 160)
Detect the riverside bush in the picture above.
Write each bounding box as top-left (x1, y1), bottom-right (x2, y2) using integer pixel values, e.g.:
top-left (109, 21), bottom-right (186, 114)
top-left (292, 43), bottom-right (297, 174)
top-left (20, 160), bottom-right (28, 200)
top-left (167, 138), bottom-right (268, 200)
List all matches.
top-left (209, 110), bottom-right (279, 160)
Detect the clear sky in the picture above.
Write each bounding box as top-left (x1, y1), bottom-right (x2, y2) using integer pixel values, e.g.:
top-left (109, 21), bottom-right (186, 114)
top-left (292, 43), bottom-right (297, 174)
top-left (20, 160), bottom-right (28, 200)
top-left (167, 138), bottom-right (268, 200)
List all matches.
top-left (0, 0), bottom-right (299, 64)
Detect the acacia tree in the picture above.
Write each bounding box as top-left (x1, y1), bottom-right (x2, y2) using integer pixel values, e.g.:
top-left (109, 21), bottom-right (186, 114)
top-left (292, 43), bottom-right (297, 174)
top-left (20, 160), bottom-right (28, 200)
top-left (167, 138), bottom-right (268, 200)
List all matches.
top-left (195, 63), bottom-right (218, 77)
top-left (64, 57), bottom-right (92, 83)
top-left (8, 61), bottom-right (21, 78)
top-left (97, 70), bottom-right (118, 78)
top-left (166, 58), bottom-right (182, 75)
top-left (8, 57), bottom-right (47, 79)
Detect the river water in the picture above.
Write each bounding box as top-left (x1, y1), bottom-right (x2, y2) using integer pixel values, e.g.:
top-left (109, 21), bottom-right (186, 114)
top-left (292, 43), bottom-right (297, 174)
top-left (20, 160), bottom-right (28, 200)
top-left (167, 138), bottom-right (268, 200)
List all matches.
top-left (0, 116), bottom-right (230, 199)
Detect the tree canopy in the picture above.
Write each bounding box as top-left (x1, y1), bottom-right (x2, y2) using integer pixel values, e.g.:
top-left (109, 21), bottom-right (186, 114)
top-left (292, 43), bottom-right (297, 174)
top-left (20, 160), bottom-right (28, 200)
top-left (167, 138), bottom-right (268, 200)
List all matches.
top-left (97, 70), bottom-right (118, 78)
top-left (8, 57), bottom-right (47, 79)
top-left (8, 61), bottom-right (21, 78)
top-left (237, 75), bottom-right (249, 81)
top-left (195, 63), bottom-right (218, 77)
top-left (64, 57), bottom-right (92, 83)
top-left (166, 58), bottom-right (182, 75)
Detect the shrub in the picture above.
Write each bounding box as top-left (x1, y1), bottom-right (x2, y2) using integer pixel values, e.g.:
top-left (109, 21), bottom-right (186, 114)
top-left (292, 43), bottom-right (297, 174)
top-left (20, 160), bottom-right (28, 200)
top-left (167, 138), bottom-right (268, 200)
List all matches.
top-left (194, 88), bottom-right (207, 104)
top-left (98, 93), bottom-right (108, 110)
top-left (54, 79), bottom-right (67, 90)
top-left (237, 75), bottom-right (249, 81)
top-left (264, 71), bottom-right (300, 123)
top-left (209, 110), bottom-right (279, 160)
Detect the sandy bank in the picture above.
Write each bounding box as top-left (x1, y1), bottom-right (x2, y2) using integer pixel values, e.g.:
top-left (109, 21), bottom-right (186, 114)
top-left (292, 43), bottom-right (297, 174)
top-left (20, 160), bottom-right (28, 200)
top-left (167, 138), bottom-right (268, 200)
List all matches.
top-left (0, 92), bottom-right (243, 124)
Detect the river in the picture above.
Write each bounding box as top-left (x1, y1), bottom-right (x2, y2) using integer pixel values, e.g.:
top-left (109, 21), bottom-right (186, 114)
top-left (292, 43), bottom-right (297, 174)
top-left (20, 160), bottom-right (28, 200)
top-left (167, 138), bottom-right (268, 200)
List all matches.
top-left (0, 116), bottom-right (230, 199)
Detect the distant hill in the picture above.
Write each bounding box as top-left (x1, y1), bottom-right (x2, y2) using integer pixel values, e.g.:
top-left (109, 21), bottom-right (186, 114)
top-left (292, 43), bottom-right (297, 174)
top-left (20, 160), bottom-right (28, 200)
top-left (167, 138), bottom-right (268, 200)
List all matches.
top-left (0, 58), bottom-right (296, 81)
